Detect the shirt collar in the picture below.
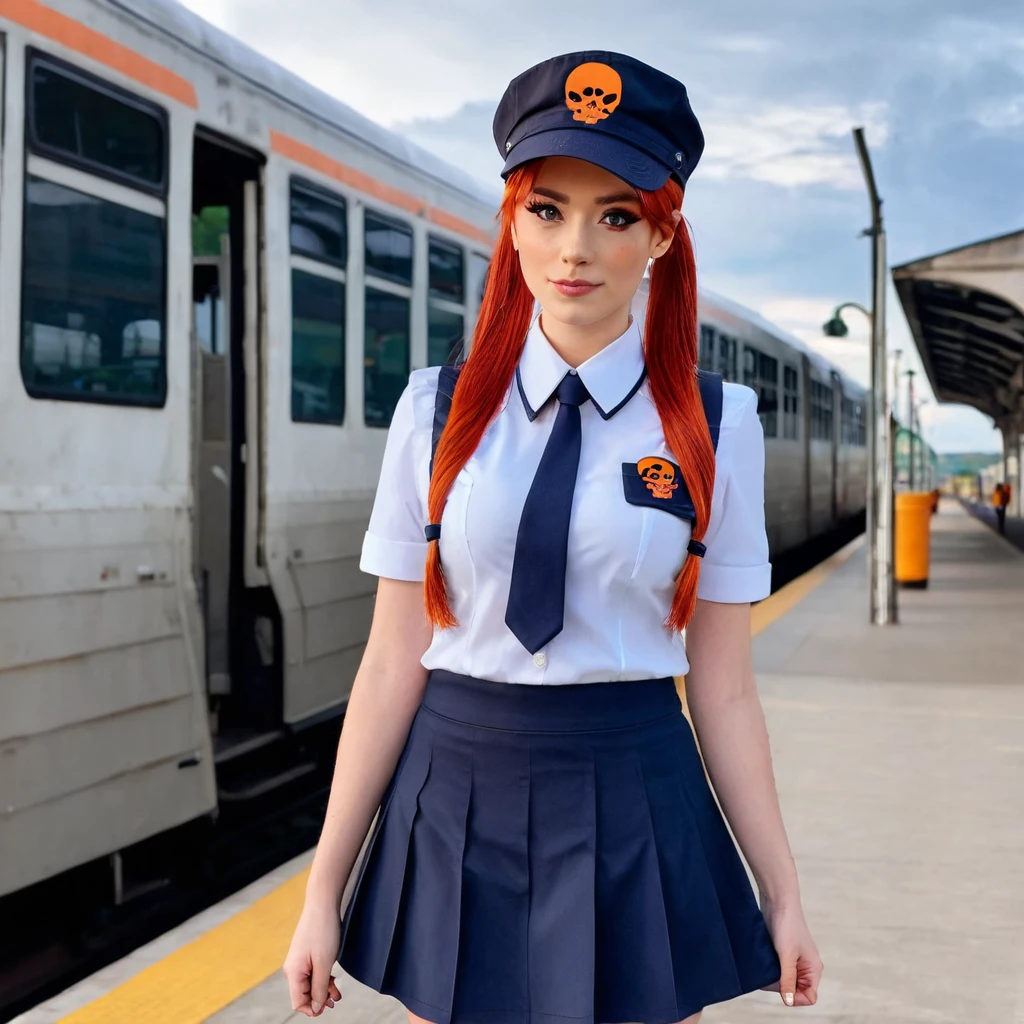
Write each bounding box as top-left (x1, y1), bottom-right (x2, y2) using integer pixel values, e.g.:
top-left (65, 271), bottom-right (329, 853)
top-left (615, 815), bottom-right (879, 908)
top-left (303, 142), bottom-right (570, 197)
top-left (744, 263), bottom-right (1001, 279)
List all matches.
top-left (515, 315), bottom-right (648, 422)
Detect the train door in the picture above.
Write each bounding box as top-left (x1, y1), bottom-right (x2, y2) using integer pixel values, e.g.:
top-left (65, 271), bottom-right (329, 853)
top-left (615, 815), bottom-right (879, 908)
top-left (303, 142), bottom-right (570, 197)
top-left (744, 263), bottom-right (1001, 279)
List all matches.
top-left (191, 131), bottom-right (279, 742)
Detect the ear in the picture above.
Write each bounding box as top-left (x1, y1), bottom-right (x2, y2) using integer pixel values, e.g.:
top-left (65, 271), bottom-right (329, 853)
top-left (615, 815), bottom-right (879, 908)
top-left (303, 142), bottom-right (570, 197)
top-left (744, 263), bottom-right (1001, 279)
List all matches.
top-left (649, 210), bottom-right (682, 260)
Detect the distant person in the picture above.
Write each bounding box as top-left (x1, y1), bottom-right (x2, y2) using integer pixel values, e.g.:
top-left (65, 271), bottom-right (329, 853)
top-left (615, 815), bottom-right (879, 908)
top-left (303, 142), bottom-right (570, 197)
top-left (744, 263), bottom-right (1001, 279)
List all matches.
top-left (930, 488), bottom-right (940, 515)
top-left (993, 482), bottom-right (1009, 534)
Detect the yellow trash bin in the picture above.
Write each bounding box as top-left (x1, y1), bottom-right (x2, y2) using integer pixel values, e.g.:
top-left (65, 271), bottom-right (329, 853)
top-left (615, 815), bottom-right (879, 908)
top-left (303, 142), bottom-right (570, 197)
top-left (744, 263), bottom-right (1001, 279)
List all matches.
top-left (895, 492), bottom-right (933, 588)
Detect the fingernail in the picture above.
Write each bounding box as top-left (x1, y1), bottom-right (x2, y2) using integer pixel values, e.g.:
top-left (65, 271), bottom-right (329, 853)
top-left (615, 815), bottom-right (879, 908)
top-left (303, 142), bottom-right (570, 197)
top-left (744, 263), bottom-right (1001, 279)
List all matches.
top-left (311, 1002), bottom-right (321, 1014)
top-left (784, 992), bottom-right (795, 1006)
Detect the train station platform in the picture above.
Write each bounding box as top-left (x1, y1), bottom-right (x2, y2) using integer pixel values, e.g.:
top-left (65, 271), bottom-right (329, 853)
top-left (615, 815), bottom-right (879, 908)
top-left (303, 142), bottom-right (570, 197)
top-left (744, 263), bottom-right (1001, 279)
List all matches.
top-left (13, 501), bottom-right (1024, 1024)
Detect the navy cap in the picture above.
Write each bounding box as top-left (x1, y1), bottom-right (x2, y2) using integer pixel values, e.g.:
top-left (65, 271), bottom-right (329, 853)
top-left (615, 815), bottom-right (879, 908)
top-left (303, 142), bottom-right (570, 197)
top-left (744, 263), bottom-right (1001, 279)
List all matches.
top-left (493, 50), bottom-right (705, 191)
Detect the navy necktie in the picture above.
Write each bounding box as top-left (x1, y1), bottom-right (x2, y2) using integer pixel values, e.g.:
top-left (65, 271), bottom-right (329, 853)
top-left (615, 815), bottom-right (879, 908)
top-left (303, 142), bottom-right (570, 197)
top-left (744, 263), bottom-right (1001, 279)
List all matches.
top-left (505, 371), bottom-right (591, 654)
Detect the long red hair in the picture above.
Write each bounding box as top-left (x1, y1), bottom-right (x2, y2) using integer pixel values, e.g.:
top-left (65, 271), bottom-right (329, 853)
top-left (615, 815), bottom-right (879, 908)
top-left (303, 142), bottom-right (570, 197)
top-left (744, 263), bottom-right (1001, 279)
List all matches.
top-left (424, 161), bottom-right (715, 633)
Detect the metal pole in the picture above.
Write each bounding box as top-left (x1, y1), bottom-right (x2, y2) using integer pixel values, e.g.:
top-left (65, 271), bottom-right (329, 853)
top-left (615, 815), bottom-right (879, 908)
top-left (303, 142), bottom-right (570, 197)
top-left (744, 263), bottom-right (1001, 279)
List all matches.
top-left (907, 370), bottom-right (916, 491)
top-left (853, 127), bottom-right (896, 625)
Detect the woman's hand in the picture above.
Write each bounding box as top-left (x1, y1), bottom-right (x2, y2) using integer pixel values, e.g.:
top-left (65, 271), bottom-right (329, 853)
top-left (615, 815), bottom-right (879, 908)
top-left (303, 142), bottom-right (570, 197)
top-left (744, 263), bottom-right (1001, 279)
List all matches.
top-left (283, 902), bottom-right (344, 1017)
top-left (759, 896), bottom-right (823, 1008)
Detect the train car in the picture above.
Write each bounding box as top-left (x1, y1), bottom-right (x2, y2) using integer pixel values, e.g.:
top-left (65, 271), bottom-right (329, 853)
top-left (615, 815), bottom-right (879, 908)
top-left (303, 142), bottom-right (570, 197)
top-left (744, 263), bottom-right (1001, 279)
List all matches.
top-left (0, 0), bottom-right (496, 902)
top-left (0, 0), bottom-right (867, 909)
top-left (634, 282), bottom-right (869, 555)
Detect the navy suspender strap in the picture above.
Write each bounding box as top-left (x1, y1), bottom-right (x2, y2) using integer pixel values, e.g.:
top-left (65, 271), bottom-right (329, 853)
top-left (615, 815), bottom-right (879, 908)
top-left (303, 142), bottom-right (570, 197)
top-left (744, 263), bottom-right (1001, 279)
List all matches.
top-left (430, 365), bottom-right (724, 476)
top-left (696, 368), bottom-right (724, 454)
top-left (429, 364), bottom-right (463, 482)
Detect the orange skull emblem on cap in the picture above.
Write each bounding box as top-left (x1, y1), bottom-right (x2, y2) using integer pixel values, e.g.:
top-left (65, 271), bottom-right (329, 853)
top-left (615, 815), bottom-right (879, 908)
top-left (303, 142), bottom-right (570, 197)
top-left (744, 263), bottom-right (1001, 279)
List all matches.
top-left (565, 62), bottom-right (622, 124)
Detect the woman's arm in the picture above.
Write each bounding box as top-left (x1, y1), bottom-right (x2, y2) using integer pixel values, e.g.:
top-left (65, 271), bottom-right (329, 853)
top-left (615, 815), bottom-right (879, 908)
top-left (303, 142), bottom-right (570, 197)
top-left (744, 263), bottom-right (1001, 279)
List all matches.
top-left (683, 597), bottom-right (798, 905)
top-left (685, 597), bottom-right (823, 1008)
top-left (304, 576), bottom-right (433, 909)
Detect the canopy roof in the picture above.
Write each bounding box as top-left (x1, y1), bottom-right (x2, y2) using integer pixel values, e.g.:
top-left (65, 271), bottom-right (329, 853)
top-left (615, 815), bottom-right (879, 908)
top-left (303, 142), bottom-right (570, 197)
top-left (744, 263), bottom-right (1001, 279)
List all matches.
top-left (892, 229), bottom-right (1024, 427)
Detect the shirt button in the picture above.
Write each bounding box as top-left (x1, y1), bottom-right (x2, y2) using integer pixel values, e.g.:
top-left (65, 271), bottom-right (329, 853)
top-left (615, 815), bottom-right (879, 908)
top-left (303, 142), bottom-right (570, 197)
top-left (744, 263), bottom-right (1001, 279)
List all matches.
top-left (533, 651), bottom-right (547, 667)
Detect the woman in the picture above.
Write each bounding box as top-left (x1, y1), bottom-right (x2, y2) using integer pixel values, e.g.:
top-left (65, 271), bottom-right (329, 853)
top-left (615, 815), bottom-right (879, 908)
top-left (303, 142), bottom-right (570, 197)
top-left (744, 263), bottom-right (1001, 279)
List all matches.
top-left (284, 50), bottom-right (823, 1024)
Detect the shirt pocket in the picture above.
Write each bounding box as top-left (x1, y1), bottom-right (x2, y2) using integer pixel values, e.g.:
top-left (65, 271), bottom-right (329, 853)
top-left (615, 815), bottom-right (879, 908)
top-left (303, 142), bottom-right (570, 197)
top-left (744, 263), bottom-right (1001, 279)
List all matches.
top-left (622, 457), bottom-right (694, 586)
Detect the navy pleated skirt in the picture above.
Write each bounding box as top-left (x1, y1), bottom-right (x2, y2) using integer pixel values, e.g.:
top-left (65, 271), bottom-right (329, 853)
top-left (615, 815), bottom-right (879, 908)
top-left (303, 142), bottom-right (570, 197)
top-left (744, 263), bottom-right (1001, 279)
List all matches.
top-left (338, 670), bottom-right (780, 1024)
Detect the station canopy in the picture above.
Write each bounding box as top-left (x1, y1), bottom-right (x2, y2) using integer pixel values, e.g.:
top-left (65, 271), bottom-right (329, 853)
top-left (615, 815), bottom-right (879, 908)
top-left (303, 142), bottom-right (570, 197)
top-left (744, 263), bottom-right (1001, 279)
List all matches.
top-left (892, 229), bottom-right (1024, 428)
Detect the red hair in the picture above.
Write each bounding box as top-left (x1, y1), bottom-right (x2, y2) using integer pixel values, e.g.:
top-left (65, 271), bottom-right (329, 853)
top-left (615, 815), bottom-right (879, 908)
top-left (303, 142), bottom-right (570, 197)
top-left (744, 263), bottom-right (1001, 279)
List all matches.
top-left (424, 161), bottom-right (715, 634)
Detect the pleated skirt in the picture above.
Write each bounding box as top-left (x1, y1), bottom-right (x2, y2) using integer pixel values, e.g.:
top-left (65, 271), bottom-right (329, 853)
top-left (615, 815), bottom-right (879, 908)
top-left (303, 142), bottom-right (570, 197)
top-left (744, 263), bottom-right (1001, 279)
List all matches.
top-left (338, 670), bottom-right (780, 1024)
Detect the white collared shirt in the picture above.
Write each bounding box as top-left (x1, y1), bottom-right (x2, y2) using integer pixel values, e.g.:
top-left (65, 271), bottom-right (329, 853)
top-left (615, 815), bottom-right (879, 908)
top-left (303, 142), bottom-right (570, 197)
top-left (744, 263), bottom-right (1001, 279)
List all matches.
top-left (359, 317), bottom-right (770, 684)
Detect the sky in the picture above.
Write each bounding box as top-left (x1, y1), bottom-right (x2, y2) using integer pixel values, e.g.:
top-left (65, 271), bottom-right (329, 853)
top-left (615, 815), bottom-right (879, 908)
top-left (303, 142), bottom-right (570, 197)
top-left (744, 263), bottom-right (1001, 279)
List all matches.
top-left (182, 0), bottom-right (1024, 453)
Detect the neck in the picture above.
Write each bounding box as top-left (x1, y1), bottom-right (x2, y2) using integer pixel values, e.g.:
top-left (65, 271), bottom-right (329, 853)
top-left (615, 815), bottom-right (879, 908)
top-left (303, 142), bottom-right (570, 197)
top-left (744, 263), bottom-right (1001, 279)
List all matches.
top-left (537, 306), bottom-right (633, 368)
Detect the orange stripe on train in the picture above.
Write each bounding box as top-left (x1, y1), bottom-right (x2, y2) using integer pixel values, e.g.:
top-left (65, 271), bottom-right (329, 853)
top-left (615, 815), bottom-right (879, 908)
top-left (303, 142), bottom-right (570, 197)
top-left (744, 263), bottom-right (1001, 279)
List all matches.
top-left (271, 131), bottom-right (494, 248)
top-left (1, 0), bottom-right (198, 107)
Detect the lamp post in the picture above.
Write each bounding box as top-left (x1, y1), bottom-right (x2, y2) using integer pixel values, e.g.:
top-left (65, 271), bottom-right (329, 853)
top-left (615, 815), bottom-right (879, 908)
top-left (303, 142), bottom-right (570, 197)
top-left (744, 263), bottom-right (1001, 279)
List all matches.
top-left (821, 128), bottom-right (896, 626)
top-left (904, 369), bottom-right (917, 491)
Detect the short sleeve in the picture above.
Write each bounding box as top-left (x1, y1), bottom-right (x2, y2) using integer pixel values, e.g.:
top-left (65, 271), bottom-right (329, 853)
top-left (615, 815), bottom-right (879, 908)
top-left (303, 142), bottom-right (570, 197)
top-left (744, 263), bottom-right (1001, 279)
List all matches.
top-left (696, 385), bottom-right (772, 603)
top-left (359, 370), bottom-right (436, 581)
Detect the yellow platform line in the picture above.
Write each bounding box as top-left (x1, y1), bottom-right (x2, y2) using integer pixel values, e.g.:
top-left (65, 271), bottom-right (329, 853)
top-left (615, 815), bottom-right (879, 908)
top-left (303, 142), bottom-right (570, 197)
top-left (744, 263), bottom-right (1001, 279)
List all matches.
top-left (750, 533), bottom-right (864, 637)
top-left (57, 868), bottom-right (310, 1024)
top-left (675, 533), bottom-right (865, 707)
top-left (57, 535), bottom-right (864, 1024)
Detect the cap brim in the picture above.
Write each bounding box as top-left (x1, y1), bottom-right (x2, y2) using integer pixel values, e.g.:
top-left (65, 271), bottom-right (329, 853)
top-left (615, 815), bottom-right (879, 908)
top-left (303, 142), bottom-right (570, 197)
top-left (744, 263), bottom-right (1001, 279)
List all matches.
top-left (501, 128), bottom-right (673, 192)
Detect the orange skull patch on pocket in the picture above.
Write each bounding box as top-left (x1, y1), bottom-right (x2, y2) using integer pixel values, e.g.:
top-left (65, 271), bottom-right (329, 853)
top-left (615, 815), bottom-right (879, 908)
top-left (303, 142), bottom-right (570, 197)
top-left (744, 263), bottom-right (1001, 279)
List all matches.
top-left (622, 456), bottom-right (696, 523)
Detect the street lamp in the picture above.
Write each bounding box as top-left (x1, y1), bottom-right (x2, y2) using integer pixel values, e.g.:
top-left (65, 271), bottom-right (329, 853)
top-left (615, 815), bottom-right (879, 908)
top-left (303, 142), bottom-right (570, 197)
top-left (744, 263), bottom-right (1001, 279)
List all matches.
top-left (822, 301), bottom-right (872, 338)
top-left (852, 127), bottom-right (896, 626)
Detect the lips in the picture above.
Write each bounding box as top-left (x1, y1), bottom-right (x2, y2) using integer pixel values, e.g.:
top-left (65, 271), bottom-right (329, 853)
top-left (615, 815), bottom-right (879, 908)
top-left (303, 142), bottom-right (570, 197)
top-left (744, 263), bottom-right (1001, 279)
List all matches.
top-left (550, 279), bottom-right (601, 297)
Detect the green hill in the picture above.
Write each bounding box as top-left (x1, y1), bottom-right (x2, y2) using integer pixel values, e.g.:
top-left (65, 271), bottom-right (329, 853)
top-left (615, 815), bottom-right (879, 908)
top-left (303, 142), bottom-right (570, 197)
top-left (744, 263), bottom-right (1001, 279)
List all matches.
top-left (936, 452), bottom-right (1002, 477)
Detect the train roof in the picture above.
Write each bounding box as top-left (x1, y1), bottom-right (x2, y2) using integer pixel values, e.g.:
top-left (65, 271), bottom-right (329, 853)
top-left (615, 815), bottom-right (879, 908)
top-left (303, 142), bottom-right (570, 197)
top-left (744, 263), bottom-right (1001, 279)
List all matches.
top-left (102, 0), bottom-right (502, 213)
top-left (699, 285), bottom-right (867, 396)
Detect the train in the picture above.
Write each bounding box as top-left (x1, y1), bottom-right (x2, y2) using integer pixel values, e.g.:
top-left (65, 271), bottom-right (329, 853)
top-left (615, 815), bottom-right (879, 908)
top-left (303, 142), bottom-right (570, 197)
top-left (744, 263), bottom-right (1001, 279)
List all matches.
top-left (0, 0), bottom-right (866, 906)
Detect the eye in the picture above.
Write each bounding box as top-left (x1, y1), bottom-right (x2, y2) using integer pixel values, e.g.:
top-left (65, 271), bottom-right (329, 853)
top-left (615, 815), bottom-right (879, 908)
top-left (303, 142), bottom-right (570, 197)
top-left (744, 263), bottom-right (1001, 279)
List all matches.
top-left (525, 200), bottom-right (561, 222)
top-left (602, 208), bottom-right (640, 229)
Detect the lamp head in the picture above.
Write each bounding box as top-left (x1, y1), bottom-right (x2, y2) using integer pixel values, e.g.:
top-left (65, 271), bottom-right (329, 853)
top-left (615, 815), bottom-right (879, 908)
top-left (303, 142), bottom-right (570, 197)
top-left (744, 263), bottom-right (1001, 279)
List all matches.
top-left (823, 316), bottom-right (849, 338)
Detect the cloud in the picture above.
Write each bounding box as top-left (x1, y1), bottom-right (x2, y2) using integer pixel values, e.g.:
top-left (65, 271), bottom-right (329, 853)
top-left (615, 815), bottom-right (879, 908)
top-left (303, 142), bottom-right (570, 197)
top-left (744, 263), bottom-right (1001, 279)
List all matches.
top-left (700, 100), bottom-right (891, 189)
top-left (173, 0), bottom-right (1020, 454)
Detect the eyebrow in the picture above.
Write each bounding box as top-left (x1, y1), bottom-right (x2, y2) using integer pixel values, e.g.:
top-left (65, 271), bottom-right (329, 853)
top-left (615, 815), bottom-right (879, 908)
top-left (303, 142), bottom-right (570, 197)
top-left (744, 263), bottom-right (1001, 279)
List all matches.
top-left (531, 186), bottom-right (640, 205)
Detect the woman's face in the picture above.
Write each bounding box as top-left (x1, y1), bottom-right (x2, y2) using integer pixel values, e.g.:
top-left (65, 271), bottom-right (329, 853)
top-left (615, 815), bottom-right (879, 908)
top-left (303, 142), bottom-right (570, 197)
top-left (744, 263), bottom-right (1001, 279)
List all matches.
top-left (511, 157), bottom-right (674, 333)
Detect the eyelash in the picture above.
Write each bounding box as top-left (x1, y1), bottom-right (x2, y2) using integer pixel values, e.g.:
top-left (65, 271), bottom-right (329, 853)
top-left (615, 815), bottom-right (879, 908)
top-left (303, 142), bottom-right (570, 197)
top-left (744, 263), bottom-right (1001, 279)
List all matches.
top-left (524, 201), bottom-right (641, 230)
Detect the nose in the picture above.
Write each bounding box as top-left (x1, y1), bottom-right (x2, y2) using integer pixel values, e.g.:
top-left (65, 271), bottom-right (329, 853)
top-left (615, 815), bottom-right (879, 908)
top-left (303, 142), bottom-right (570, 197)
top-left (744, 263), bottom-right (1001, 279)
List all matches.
top-left (559, 214), bottom-right (595, 268)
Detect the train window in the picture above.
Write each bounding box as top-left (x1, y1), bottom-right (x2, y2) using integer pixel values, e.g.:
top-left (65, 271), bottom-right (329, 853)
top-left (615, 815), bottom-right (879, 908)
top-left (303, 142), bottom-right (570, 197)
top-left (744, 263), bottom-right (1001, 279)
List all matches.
top-left (743, 346), bottom-right (778, 437)
top-left (291, 269), bottom-right (345, 425)
top-left (810, 380), bottom-right (834, 441)
top-left (783, 365), bottom-right (800, 440)
top-left (290, 181), bottom-right (347, 267)
top-left (468, 253), bottom-right (490, 311)
top-left (428, 306), bottom-right (465, 367)
top-left (28, 55), bottom-right (166, 192)
top-left (427, 236), bottom-right (466, 366)
top-left (21, 176), bottom-right (165, 405)
top-left (699, 325), bottom-right (715, 369)
top-left (840, 397), bottom-right (867, 447)
top-left (716, 333), bottom-right (738, 381)
top-left (364, 286), bottom-right (410, 427)
top-left (742, 347), bottom-right (757, 387)
top-left (429, 236), bottom-right (464, 302)
top-left (365, 211), bottom-right (413, 286)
